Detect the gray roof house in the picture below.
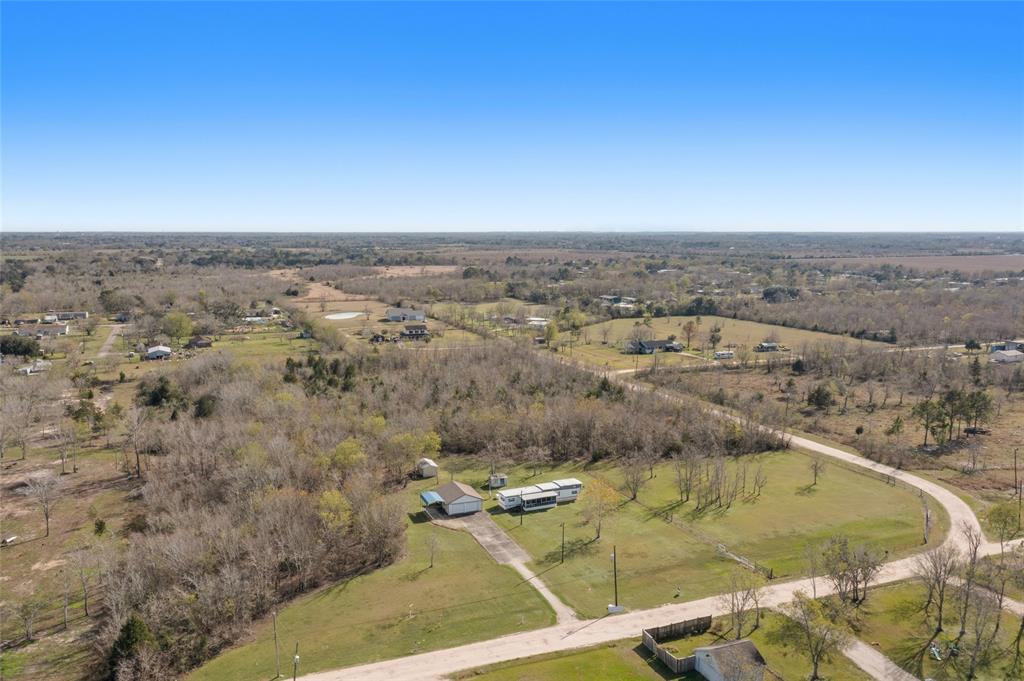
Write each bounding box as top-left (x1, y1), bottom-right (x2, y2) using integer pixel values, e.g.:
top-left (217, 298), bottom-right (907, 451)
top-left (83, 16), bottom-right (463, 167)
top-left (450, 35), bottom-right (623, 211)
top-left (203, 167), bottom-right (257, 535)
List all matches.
top-left (386, 307), bottom-right (426, 322)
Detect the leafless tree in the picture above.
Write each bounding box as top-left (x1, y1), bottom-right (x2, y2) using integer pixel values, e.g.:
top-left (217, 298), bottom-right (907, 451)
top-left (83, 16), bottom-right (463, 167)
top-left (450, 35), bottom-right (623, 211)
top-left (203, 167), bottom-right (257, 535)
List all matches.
top-left (958, 522), bottom-right (983, 641)
top-left (621, 454), bottom-right (647, 501)
top-left (13, 594), bottom-right (46, 641)
top-left (21, 470), bottom-right (62, 537)
top-left (912, 543), bottom-right (960, 634)
top-left (809, 457), bottom-right (826, 486)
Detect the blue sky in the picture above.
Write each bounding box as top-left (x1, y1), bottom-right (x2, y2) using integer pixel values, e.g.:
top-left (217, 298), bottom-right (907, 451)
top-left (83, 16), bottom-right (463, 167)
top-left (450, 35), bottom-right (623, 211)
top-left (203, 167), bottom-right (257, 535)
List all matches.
top-left (2, 1), bottom-right (1022, 232)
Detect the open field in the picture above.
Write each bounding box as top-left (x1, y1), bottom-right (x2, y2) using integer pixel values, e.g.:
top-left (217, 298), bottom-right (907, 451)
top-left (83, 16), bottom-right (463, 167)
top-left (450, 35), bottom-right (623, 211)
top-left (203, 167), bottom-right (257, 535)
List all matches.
top-left (447, 451), bottom-right (945, 619)
top-left (811, 254), bottom-right (1024, 274)
top-left (575, 315), bottom-right (888, 359)
top-left (188, 476), bottom-right (555, 681)
top-left (455, 612), bottom-right (870, 681)
top-left (852, 581), bottom-right (1022, 680)
top-left (555, 342), bottom-right (705, 372)
top-left (653, 365), bottom-right (1024, 511)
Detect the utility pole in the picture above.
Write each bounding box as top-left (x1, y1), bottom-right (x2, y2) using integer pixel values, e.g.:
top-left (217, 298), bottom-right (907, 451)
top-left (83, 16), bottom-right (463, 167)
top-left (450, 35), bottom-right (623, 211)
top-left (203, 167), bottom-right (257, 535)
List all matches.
top-left (273, 610), bottom-right (280, 678)
top-left (292, 643), bottom-right (299, 681)
top-left (612, 545), bottom-right (619, 607)
top-left (560, 522), bottom-right (565, 563)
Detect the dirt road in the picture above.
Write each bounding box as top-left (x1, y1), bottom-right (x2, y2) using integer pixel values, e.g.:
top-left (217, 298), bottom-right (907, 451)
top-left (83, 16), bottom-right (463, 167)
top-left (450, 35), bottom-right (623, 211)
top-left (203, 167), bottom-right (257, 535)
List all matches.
top-left (97, 323), bottom-right (126, 358)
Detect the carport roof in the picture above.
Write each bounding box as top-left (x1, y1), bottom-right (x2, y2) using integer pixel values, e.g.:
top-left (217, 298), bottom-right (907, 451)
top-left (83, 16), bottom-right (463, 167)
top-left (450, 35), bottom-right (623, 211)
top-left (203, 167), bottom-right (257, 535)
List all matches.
top-left (420, 490), bottom-right (444, 506)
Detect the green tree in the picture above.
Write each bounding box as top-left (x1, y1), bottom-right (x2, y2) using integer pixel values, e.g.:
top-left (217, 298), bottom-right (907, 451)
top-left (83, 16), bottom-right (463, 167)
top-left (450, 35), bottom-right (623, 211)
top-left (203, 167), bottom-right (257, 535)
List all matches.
top-left (776, 592), bottom-right (850, 681)
top-left (107, 614), bottom-right (154, 679)
top-left (544, 322), bottom-right (559, 347)
top-left (160, 311), bottom-right (193, 344)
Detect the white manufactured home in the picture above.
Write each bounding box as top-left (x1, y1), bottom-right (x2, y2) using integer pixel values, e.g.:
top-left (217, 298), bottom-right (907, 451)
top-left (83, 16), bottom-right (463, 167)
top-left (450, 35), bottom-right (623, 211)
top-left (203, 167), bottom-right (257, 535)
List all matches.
top-left (497, 478), bottom-right (583, 512)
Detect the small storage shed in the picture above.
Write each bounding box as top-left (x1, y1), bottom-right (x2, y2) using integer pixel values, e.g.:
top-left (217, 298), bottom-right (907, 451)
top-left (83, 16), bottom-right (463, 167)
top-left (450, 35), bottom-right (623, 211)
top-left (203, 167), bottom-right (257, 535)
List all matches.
top-left (488, 472), bottom-right (508, 488)
top-left (693, 640), bottom-right (766, 681)
top-left (417, 457), bottom-right (439, 478)
top-left (992, 349), bottom-right (1024, 364)
top-left (145, 345), bottom-right (172, 360)
top-left (434, 481), bottom-right (483, 516)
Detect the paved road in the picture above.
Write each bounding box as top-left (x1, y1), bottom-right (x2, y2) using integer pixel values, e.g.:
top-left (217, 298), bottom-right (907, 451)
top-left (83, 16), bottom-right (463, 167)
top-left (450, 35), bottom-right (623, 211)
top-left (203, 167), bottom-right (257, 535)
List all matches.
top-left (298, 352), bottom-right (1016, 681)
top-left (427, 508), bottom-right (577, 624)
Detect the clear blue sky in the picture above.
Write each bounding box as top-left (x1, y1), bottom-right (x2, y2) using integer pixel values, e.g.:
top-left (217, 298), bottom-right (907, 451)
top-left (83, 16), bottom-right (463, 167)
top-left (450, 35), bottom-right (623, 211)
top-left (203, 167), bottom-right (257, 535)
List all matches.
top-left (2, 1), bottom-right (1022, 232)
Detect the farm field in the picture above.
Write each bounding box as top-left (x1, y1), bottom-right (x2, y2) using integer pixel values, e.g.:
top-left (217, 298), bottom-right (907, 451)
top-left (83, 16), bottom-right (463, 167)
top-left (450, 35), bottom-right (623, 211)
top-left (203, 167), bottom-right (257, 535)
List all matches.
top-left (447, 451), bottom-right (945, 619)
top-left (188, 476), bottom-right (555, 681)
top-left (456, 612), bottom-right (870, 681)
top-left (852, 581), bottom-right (1022, 680)
top-left (810, 254), bottom-right (1024, 274)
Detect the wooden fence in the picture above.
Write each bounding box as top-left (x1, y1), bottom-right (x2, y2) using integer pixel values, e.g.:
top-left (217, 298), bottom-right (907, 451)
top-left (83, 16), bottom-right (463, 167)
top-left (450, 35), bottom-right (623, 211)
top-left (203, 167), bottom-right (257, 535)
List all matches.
top-left (641, 615), bottom-right (712, 675)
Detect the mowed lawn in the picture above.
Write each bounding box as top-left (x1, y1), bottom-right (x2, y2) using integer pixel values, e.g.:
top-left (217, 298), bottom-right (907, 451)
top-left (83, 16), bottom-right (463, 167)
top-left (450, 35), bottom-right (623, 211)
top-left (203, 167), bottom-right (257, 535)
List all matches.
top-left (853, 582), bottom-right (1021, 681)
top-left (576, 315), bottom-right (887, 356)
top-left (464, 451), bottom-right (945, 619)
top-left (458, 612), bottom-right (870, 681)
top-left (188, 477), bottom-right (555, 681)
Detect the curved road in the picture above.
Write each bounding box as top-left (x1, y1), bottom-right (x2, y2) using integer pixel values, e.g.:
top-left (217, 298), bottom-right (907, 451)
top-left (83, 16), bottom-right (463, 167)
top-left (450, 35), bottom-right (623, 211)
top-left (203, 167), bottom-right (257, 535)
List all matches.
top-left (300, 364), bottom-right (1016, 681)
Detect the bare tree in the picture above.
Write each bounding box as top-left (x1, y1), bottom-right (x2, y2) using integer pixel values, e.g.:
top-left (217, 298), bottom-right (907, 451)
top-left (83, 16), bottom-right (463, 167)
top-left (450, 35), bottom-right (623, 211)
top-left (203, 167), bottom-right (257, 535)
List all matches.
top-left (13, 594), bottom-right (46, 642)
top-left (778, 591), bottom-right (850, 681)
top-left (809, 457), bottom-right (826, 486)
top-left (21, 471), bottom-right (61, 537)
top-left (427, 533), bottom-right (440, 568)
top-left (958, 522), bottom-right (983, 641)
top-left (718, 571), bottom-right (765, 640)
top-left (912, 543), bottom-right (960, 634)
top-left (621, 454), bottom-right (647, 501)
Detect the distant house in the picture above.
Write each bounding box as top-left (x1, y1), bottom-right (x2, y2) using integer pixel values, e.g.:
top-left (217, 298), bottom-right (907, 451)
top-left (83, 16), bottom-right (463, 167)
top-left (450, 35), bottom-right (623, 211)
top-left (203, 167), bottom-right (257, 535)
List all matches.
top-left (386, 307), bottom-right (426, 322)
top-left (54, 311), bottom-right (89, 320)
top-left (627, 339), bottom-right (682, 354)
top-left (991, 349), bottom-right (1024, 364)
top-left (185, 336), bottom-right (213, 349)
top-left (145, 345), bottom-right (172, 361)
top-left (370, 333), bottom-right (388, 344)
top-left (693, 640), bottom-right (768, 681)
top-left (17, 359), bottom-right (53, 375)
top-left (13, 324), bottom-right (70, 338)
top-left (423, 481), bottom-right (483, 516)
top-left (754, 342), bottom-right (780, 353)
top-left (41, 314), bottom-right (59, 324)
top-left (417, 457), bottom-right (439, 479)
top-left (990, 339), bottom-right (1024, 353)
top-left (400, 324), bottom-right (430, 340)
top-left (525, 317), bottom-right (549, 328)
top-left (488, 472), bottom-right (508, 488)
top-left (714, 350), bottom-right (735, 360)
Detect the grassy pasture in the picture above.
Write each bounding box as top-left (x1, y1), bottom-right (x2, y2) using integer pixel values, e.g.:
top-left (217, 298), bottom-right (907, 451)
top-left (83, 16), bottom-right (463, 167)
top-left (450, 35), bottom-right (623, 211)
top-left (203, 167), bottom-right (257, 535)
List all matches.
top-left (555, 342), bottom-right (705, 372)
top-left (448, 451), bottom-right (944, 619)
top-left (188, 476), bottom-right (555, 681)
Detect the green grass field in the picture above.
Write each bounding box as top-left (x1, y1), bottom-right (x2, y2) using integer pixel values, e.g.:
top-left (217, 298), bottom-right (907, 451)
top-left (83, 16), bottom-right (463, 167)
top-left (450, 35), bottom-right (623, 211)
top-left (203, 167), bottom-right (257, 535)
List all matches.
top-left (556, 342), bottom-right (705, 371)
top-left (457, 612), bottom-right (870, 681)
top-left (188, 477), bottom-right (555, 681)
top-left (450, 451), bottom-right (945, 619)
top-left (852, 581), bottom-right (1022, 680)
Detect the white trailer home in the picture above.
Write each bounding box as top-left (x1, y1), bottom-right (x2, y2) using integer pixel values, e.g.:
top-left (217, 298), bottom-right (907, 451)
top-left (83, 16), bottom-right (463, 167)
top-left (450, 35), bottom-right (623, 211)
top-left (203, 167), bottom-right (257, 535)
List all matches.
top-left (497, 478), bottom-right (583, 512)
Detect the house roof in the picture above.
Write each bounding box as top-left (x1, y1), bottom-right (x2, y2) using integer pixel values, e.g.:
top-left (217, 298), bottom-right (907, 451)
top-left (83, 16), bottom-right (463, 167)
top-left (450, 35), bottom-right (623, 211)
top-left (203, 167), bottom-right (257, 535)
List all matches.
top-left (404, 324), bottom-right (428, 331)
top-left (522, 490), bottom-right (557, 501)
top-left (387, 307), bottom-right (422, 316)
top-left (418, 457), bottom-right (437, 468)
top-left (435, 481), bottom-right (483, 504)
top-left (694, 640), bottom-right (765, 680)
top-left (553, 478), bottom-right (583, 487)
top-left (639, 339), bottom-right (678, 349)
top-left (147, 345), bottom-right (171, 353)
top-left (993, 349), bottom-right (1024, 360)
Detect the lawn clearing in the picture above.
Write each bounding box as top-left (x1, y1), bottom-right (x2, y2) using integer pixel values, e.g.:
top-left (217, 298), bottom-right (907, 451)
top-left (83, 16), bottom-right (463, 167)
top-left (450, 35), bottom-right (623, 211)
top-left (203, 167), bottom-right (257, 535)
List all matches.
top-left (188, 476), bottom-right (555, 681)
top-left (556, 342), bottom-right (705, 372)
top-left (449, 450), bottom-right (942, 619)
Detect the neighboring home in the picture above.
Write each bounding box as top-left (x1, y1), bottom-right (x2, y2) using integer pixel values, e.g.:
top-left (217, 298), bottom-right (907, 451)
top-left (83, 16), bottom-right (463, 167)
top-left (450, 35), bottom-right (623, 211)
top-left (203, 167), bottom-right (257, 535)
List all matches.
top-left (693, 640), bottom-right (767, 681)
top-left (369, 333), bottom-right (389, 344)
top-left (525, 317), bottom-right (549, 328)
top-left (242, 315), bottom-right (272, 324)
top-left (145, 345), bottom-right (172, 361)
top-left (627, 339), bottom-right (682, 355)
top-left (714, 350), bottom-right (735, 360)
top-left (297, 329), bottom-right (314, 339)
top-left (417, 457), bottom-right (439, 479)
top-left (990, 339), bottom-right (1024, 353)
top-left (114, 312), bottom-right (131, 322)
top-left (422, 481), bottom-right (483, 516)
top-left (991, 349), bottom-right (1024, 364)
top-left (41, 314), bottom-right (59, 324)
top-left (185, 336), bottom-right (213, 349)
top-left (400, 324), bottom-right (430, 340)
top-left (54, 311), bottom-right (89, 320)
top-left (386, 307), bottom-right (426, 322)
top-left (13, 324), bottom-right (70, 338)
top-left (754, 342), bottom-right (781, 353)
top-left (497, 478), bottom-right (583, 512)
top-left (17, 359), bottom-right (53, 375)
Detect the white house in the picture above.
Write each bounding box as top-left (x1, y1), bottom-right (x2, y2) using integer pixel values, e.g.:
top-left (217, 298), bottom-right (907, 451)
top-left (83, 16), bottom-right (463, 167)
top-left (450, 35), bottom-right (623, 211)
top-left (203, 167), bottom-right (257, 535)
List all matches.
top-left (991, 349), bottom-right (1024, 364)
top-left (497, 478), bottom-right (583, 512)
top-left (432, 481), bottom-right (483, 516)
top-left (990, 340), bottom-right (1024, 353)
top-left (145, 345), bottom-right (172, 361)
top-left (714, 350), bottom-right (734, 360)
top-left (693, 640), bottom-right (766, 681)
top-left (386, 307), bottom-right (426, 322)
top-left (417, 457), bottom-right (439, 478)
top-left (525, 317), bottom-right (549, 328)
